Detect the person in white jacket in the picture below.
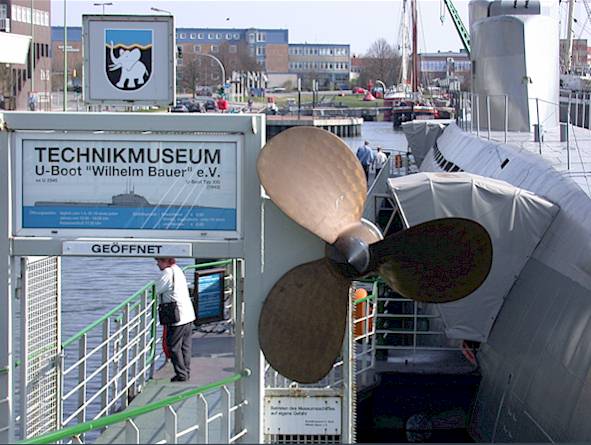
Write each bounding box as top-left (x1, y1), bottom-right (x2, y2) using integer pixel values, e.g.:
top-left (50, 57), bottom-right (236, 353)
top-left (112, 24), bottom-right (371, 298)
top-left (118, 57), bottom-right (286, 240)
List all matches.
top-left (156, 257), bottom-right (196, 382)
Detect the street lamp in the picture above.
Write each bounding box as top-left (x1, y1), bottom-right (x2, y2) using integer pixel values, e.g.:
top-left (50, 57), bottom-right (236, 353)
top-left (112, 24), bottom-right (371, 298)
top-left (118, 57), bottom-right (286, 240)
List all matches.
top-left (150, 7), bottom-right (172, 15)
top-left (93, 2), bottom-right (113, 15)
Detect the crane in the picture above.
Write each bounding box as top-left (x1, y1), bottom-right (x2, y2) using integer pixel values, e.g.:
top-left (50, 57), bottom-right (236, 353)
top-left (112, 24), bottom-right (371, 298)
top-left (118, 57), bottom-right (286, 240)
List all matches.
top-left (440, 0), bottom-right (471, 55)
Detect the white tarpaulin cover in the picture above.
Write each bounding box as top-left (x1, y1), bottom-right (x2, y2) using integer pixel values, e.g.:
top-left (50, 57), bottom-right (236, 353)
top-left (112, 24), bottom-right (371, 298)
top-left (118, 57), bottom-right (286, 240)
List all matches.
top-left (388, 172), bottom-right (559, 341)
top-left (0, 32), bottom-right (31, 64)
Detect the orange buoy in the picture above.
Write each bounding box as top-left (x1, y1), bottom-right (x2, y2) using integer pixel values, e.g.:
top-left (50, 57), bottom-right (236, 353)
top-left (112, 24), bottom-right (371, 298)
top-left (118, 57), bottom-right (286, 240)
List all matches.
top-left (354, 288), bottom-right (368, 300)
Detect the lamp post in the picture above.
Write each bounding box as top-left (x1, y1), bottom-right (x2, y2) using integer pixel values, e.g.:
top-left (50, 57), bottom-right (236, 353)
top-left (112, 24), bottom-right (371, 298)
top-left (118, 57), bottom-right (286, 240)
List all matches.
top-left (30, 0), bottom-right (34, 97)
top-left (93, 2), bottom-right (113, 15)
top-left (63, 0), bottom-right (67, 111)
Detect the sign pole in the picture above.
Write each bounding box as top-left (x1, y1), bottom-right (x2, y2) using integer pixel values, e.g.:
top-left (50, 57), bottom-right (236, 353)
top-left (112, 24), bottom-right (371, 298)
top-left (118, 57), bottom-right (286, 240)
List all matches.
top-left (0, 128), bottom-right (14, 442)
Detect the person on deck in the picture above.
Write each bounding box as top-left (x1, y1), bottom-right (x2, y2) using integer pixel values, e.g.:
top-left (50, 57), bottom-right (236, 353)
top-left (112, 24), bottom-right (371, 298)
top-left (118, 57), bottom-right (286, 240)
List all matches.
top-left (156, 257), bottom-right (195, 382)
top-left (373, 146), bottom-right (388, 177)
top-left (356, 140), bottom-right (375, 181)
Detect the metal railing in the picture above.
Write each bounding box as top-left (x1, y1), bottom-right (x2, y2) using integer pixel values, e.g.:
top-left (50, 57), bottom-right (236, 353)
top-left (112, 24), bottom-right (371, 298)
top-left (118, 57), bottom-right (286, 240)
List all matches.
top-left (264, 280), bottom-right (379, 390)
top-left (60, 282), bottom-right (158, 430)
top-left (58, 259), bottom-right (237, 434)
top-left (18, 369), bottom-right (251, 444)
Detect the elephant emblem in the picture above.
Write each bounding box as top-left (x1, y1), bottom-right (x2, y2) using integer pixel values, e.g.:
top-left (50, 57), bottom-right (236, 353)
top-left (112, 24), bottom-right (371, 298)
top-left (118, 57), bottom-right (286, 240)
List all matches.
top-left (105, 29), bottom-right (153, 91)
top-left (109, 42), bottom-right (148, 89)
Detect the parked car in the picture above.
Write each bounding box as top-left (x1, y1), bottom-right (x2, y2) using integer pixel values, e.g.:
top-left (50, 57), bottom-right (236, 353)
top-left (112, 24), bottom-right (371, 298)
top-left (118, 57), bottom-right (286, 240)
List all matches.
top-left (186, 101), bottom-right (204, 112)
top-left (204, 99), bottom-right (217, 111)
top-left (170, 104), bottom-right (188, 113)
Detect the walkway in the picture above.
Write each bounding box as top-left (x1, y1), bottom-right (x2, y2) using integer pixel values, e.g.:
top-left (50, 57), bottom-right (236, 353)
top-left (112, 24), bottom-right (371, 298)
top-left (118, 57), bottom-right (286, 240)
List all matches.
top-left (96, 333), bottom-right (235, 444)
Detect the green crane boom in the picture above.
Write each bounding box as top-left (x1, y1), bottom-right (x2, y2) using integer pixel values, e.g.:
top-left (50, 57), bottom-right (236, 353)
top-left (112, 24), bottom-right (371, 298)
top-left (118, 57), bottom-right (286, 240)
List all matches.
top-left (442, 0), bottom-right (471, 55)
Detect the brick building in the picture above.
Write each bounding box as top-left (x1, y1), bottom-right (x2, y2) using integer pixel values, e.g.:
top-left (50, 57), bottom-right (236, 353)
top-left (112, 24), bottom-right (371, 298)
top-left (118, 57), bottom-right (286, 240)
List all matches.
top-left (1, 0), bottom-right (52, 110)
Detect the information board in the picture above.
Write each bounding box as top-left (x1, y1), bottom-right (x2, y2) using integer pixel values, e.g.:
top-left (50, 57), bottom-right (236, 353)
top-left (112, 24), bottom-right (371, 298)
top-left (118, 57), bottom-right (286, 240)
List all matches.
top-left (264, 396), bottom-right (341, 435)
top-left (193, 268), bottom-right (225, 325)
top-left (15, 132), bottom-right (242, 239)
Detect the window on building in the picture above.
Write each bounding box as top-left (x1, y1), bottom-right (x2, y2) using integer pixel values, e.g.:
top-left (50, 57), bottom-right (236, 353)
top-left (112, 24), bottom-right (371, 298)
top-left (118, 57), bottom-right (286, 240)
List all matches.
top-left (198, 33), bottom-right (204, 39)
top-left (226, 33), bottom-right (232, 39)
top-left (208, 33), bottom-right (214, 39)
top-left (256, 32), bottom-right (266, 42)
top-left (233, 33), bottom-right (240, 39)
top-left (25, 7), bottom-right (30, 24)
top-left (216, 33), bottom-right (221, 39)
top-left (211, 44), bottom-right (219, 53)
top-left (256, 46), bottom-right (265, 56)
top-left (190, 33), bottom-right (196, 39)
top-left (229, 44), bottom-right (237, 53)
top-left (177, 58), bottom-right (183, 66)
top-left (0, 4), bottom-right (7, 19)
top-left (194, 45), bottom-right (201, 53)
top-left (248, 33), bottom-right (255, 43)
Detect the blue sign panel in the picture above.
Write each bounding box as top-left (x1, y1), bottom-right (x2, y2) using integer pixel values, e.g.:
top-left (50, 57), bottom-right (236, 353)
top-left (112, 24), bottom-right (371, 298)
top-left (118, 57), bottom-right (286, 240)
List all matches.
top-left (193, 268), bottom-right (225, 325)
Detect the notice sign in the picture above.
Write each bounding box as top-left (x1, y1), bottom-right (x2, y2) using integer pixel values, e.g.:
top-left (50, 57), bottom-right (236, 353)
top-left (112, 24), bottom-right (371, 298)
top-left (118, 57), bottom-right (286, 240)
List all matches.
top-left (193, 268), bottom-right (225, 325)
top-left (264, 396), bottom-right (341, 435)
top-left (19, 137), bottom-right (239, 236)
top-left (63, 241), bottom-right (192, 257)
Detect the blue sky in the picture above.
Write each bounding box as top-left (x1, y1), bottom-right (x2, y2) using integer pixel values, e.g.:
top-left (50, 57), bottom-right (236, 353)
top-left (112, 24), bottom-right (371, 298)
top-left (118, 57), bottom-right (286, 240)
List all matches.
top-left (50, 1), bottom-right (590, 56)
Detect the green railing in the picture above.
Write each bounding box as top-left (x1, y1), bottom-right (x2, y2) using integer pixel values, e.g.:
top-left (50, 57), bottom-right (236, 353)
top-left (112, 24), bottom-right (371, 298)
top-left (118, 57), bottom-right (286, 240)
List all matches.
top-left (58, 259), bottom-right (237, 433)
top-left (18, 369), bottom-right (251, 444)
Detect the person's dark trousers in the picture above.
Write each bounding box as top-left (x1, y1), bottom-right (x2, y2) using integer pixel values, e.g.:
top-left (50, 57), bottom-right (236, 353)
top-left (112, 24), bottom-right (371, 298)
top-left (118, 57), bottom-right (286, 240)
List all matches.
top-left (166, 322), bottom-right (193, 380)
top-left (362, 164), bottom-right (370, 181)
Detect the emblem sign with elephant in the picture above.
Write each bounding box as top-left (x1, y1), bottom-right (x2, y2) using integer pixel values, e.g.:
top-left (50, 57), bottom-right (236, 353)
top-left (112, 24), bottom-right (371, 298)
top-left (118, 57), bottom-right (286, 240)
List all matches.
top-left (105, 29), bottom-right (152, 91)
top-left (83, 15), bottom-right (174, 106)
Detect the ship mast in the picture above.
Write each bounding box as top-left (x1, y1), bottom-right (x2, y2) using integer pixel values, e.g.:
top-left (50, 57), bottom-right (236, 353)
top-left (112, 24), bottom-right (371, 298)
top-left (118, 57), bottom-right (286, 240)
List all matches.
top-left (565, 0), bottom-right (575, 73)
top-left (400, 0), bottom-right (409, 86)
top-left (411, 0), bottom-right (419, 92)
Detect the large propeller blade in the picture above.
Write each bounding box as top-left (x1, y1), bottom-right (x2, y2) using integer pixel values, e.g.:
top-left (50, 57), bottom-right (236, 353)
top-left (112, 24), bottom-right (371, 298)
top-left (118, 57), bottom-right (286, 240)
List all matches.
top-left (258, 258), bottom-right (350, 384)
top-left (368, 218), bottom-right (493, 303)
top-left (257, 126), bottom-right (367, 244)
top-left (257, 127), bottom-right (494, 384)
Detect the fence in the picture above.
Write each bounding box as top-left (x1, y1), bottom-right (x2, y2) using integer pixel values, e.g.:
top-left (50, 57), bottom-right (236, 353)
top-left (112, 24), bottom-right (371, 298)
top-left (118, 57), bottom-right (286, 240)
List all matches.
top-left (57, 260), bottom-right (236, 435)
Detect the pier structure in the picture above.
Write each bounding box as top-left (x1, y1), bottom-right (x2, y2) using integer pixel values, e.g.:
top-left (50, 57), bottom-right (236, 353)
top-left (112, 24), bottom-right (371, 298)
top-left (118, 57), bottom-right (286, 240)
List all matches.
top-left (266, 116), bottom-right (363, 139)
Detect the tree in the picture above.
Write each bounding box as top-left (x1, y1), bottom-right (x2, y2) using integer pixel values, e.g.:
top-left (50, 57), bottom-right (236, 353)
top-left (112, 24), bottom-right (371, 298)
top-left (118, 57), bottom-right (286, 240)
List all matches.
top-left (360, 38), bottom-right (401, 88)
top-left (177, 54), bottom-right (202, 97)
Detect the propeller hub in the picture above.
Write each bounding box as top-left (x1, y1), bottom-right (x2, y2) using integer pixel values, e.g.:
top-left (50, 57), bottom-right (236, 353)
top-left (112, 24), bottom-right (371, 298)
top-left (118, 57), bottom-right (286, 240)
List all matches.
top-left (326, 235), bottom-right (370, 278)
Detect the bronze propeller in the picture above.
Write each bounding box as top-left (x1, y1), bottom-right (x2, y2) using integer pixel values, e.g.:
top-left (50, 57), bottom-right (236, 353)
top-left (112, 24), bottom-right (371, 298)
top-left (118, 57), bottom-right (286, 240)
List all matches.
top-left (257, 126), bottom-right (493, 384)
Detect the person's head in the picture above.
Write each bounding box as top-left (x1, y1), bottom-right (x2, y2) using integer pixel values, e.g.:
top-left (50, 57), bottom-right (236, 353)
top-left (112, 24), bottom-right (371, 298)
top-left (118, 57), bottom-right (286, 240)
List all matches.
top-left (377, 146), bottom-right (383, 152)
top-left (155, 257), bottom-right (176, 270)
top-left (364, 140), bottom-right (369, 146)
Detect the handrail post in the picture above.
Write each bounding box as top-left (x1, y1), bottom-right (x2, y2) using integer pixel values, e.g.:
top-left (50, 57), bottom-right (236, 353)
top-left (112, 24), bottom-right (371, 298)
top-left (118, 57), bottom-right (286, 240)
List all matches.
top-left (575, 92), bottom-right (580, 127)
top-left (138, 290), bottom-right (147, 390)
top-left (58, 351), bottom-right (65, 429)
top-left (165, 405), bottom-right (178, 443)
top-left (130, 304), bottom-right (138, 400)
top-left (221, 386), bottom-right (231, 442)
top-left (470, 92), bottom-right (474, 133)
top-left (101, 319), bottom-right (110, 417)
top-left (581, 92), bottom-right (585, 128)
top-left (149, 285), bottom-right (158, 379)
top-left (412, 301), bottom-right (418, 356)
top-left (125, 419), bottom-right (140, 443)
top-left (78, 334), bottom-right (87, 432)
top-left (536, 98), bottom-right (542, 154)
top-left (342, 288), bottom-right (355, 443)
top-left (121, 304), bottom-right (130, 409)
top-left (197, 394), bottom-right (208, 443)
top-left (476, 94), bottom-right (480, 136)
top-left (504, 94), bottom-right (508, 143)
top-left (230, 260), bottom-right (237, 335)
top-left (486, 95), bottom-right (491, 140)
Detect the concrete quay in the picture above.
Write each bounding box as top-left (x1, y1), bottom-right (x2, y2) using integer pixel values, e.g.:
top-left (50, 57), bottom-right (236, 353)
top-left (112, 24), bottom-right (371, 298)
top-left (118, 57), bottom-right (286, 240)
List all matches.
top-left (266, 115), bottom-right (363, 138)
